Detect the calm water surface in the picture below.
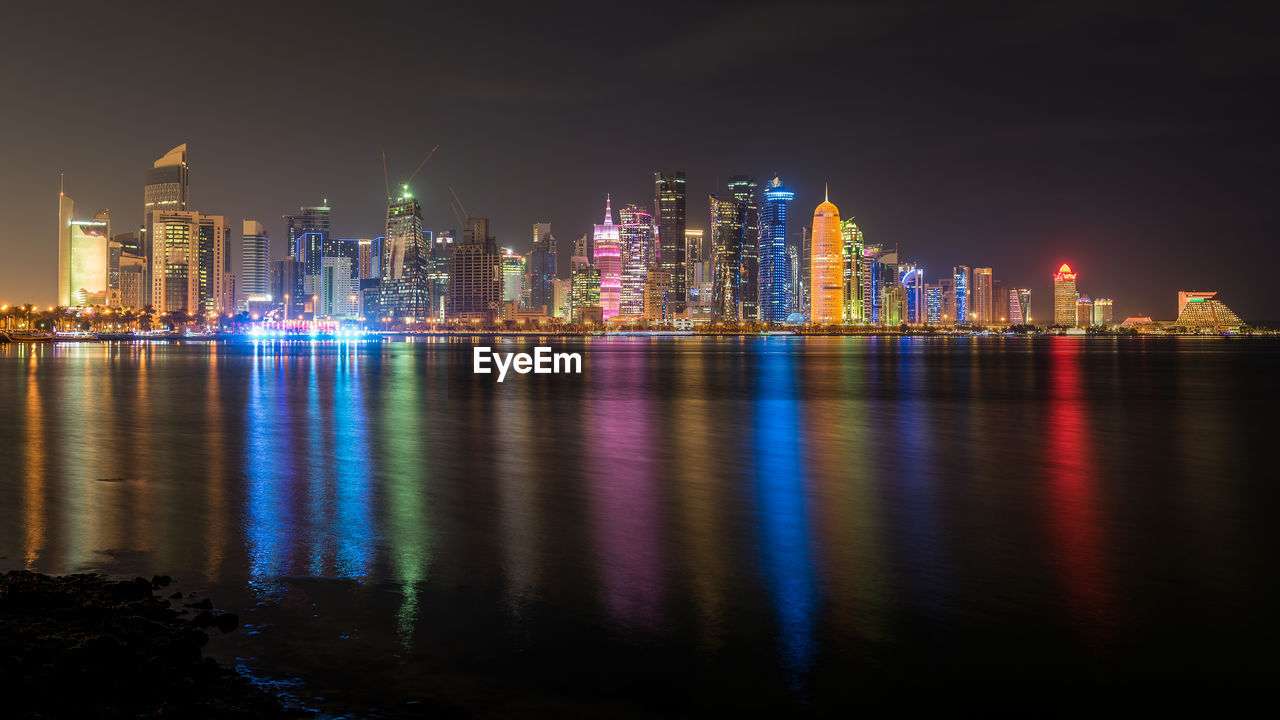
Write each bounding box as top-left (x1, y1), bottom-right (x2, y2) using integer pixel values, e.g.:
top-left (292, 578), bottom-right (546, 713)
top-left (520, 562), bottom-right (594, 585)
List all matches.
top-left (1, 337), bottom-right (1276, 715)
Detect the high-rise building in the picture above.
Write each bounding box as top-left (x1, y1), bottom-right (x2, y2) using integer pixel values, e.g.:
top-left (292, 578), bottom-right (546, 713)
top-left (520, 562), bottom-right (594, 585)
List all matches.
top-left (426, 230), bottom-right (454, 320)
top-left (380, 187), bottom-right (429, 322)
top-left (1093, 298), bottom-right (1113, 326)
top-left (1017, 288), bottom-right (1032, 325)
top-left (593, 196), bottom-right (621, 321)
top-left (684, 228), bottom-right (704, 308)
top-left (953, 266), bottom-right (971, 325)
top-left (57, 193), bottom-right (111, 307)
top-left (757, 176), bottom-right (794, 323)
top-left (925, 284), bottom-right (943, 325)
top-left (643, 268), bottom-right (671, 321)
top-left (1053, 263), bottom-right (1078, 326)
top-left (551, 278), bottom-right (571, 318)
top-left (972, 267), bottom-right (993, 325)
top-left (149, 210), bottom-right (199, 315)
top-left (840, 218), bottom-right (864, 323)
top-left (900, 264), bottom-right (925, 324)
top-left (284, 204), bottom-right (331, 277)
top-left (654, 171), bottom-right (687, 312)
top-left (810, 188), bottom-right (843, 324)
top-left (143, 144), bottom-right (188, 294)
top-left (801, 226), bottom-right (811, 317)
top-left (196, 215), bottom-right (231, 316)
top-left (727, 176), bottom-right (759, 321)
top-left (710, 191), bottom-right (743, 321)
top-left (320, 257), bottom-right (359, 318)
top-left (1077, 296), bottom-right (1094, 328)
top-left (1008, 288), bottom-right (1025, 324)
top-left (448, 217), bottom-right (501, 322)
top-left (527, 222), bottom-right (556, 314)
top-left (787, 245), bottom-right (801, 314)
top-left (501, 248), bottom-right (524, 318)
top-left (241, 221), bottom-right (269, 302)
top-left (618, 204), bottom-right (653, 318)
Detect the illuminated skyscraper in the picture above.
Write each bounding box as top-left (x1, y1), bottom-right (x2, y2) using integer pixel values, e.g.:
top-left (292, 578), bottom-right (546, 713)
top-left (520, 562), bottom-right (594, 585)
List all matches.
top-left (1077, 296), bottom-right (1094, 327)
top-left (710, 192), bottom-right (742, 321)
top-left (241, 220), bottom-right (269, 301)
top-left (925, 284), bottom-right (943, 324)
top-left (149, 210), bottom-right (200, 315)
top-left (1016, 288), bottom-right (1032, 325)
top-left (900, 264), bottom-right (925, 324)
top-left (654, 171), bottom-right (687, 311)
top-left (618, 203), bottom-right (653, 318)
top-left (840, 218), bottom-right (864, 323)
top-left (684, 228), bottom-right (704, 307)
top-left (448, 217), bottom-right (501, 322)
top-left (787, 245), bottom-right (801, 314)
top-left (953, 265), bottom-right (971, 324)
top-left (810, 188), bottom-right (843, 324)
top-left (569, 231), bottom-right (600, 323)
top-left (501, 248), bottom-right (524, 318)
top-left (1053, 263), bottom-right (1078, 326)
top-left (284, 204), bottom-right (331, 277)
top-left (380, 186), bottom-right (429, 322)
top-left (973, 267), bottom-right (993, 325)
top-left (57, 193), bottom-right (111, 307)
top-left (196, 215), bottom-right (231, 315)
top-left (757, 176), bottom-right (794, 323)
top-left (143, 144), bottom-right (188, 293)
top-left (727, 176), bottom-right (759, 320)
top-left (801, 225), bottom-right (811, 317)
top-left (593, 195), bottom-right (621, 321)
top-left (1008, 288), bottom-right (1024, 324)
top-left (643, 268), bottom-right (671, 321)
top-left (1093, 297), bottom-right (1113, 326)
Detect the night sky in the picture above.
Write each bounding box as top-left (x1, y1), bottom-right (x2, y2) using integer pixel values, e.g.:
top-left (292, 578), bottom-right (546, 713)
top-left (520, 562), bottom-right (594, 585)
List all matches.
top-left (2, 1), bottom-right (1276, 320)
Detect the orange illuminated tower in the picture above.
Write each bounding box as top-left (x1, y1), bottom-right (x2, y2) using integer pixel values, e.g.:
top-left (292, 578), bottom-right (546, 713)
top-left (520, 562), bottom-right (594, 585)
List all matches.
top-left (810, 185), bottom-right (842, 323)
top-left (1053, 263), bottom-right (1078, 326)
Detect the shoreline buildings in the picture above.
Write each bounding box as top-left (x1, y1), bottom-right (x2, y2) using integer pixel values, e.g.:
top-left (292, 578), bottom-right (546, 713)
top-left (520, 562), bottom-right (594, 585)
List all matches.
top-left (757, 176), bottom-right (794, 323)
top-left (810, 187), bottom-right (842, 323)
top-left (594, 196), bottom-right (621, 321)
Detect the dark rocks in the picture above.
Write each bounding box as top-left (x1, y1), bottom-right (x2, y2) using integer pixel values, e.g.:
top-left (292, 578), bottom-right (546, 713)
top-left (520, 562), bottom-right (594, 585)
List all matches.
top-left (152, 574), bottom-right (173, 588)
top-left (0, 570), bottom-right (304, 718)
top-left (185, 597), bottom-right (215, 610)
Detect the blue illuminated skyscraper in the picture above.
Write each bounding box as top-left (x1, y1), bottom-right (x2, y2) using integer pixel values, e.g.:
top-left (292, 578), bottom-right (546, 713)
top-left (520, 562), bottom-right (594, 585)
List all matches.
top-left (758, 176), bottom-right (794, 323)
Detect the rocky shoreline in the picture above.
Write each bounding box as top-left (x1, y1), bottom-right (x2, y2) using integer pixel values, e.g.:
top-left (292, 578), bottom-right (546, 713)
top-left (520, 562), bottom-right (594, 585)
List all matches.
top-left (0, 570), bottom-right (303, 719)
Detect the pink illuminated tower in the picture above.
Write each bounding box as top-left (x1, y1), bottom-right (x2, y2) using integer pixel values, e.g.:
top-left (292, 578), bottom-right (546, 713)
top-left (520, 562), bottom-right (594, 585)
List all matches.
top-left (594, 194), bottom-right (621, 321)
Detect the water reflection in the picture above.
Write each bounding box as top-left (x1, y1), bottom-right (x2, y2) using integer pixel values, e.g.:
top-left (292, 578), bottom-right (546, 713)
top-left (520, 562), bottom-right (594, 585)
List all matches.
top-left (753, 345), bottom-right (817, 693)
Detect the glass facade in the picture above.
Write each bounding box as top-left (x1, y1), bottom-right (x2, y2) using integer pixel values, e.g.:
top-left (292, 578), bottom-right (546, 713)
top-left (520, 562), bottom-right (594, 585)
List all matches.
top-left (757, 176), bottom-right (794, 323)
top-left (654, 171), bottom-right (687, 311)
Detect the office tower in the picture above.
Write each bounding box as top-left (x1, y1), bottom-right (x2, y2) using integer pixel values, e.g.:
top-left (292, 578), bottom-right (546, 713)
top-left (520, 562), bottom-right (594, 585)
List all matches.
top-left (196, 215), bottom-right (231, 315)
top-left (357, 239), bottom-right (375, 279)
top-left (570, 266), bottom-right (601, 323)
top-left (241, 221), bottom-right (269, 302)
top-left (684, 228), bottom-right (704, 307)
top-left (1174, 291), bottom-right (1243, 329)
top-left (380, 187), bottom-right (429, 322)
top-left (757, 176), bottom-right (794, 323)
top-left (57, 193), bottom-right (111, 307)
top-left (1076, 296), bottom-right (1094, 327)
top-left (990, 279), bottom-right (1005, 325)
top-left (884, 285), bottom-right (907, 325)
top-left (618, 204), bottom-right (653, 318)
top-left (810, 188), bottom-right (842, 323)
top-left (1008, 288), bottom-right (1025, 324)
top-left (953, 266), bottom-right (971, 324)
top-left (801, 226), bottom-right (811, 317)
top-left (972, 267), bottom-right (993, 325)
top-left (501, 249), bottom-right (524, 318)
top-left (940, 276), bottom-right (957, 323)
top-left (783, 244), bottom-right (793, 312)
top-left (113, 230), bottom-right (143, 257)
top-left (1053, 263), bottom-right (1078, 326)
top-left (284, 204), bottom-right (331, 277)
top-left (654, 171), bottom-right (687, 311)
top-left (840, 218), bottom-right (864, 323)
top-left (710, 191), bottom-right (743, 321)
top-left (1017, 288), bottom-right (1032, 325)
top-left (149, 210), bottom-right (199, 314)
top-left (925, 284), bottom-right (943, 324)
top-left (900, 264), bottom-right (925, 324)
top-left (448, 216), bottom-right (501, 322)
top-left (320, 257), bottom-right (358, 317)
top-left (270, 259), bottom-right (305, 319)
top-left (727, 176), bottom-right (759, 320)
top-left (593, 195), bottom-right (621, 321)
top-left (426, 231), bottom-right (454, 320)
top-left (552, 278), bottom-right (571, 318)
top-left (326, 238), bottom-right (363, 280)
top-left (527, 222), bottom-right (556, 314)
top-left (643, 268), bottom-right (671, 321)
top-left (1093, 298), bottom-right (1114, 326)
top-left (117, 253), bottom-right (146, 309)
top-left (144, 144), bottom-right (188, 216)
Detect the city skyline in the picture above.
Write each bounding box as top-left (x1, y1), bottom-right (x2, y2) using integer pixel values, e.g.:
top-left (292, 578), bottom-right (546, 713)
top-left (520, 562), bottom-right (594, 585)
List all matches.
top-left (2, 2), bottom-right (1277, 319)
